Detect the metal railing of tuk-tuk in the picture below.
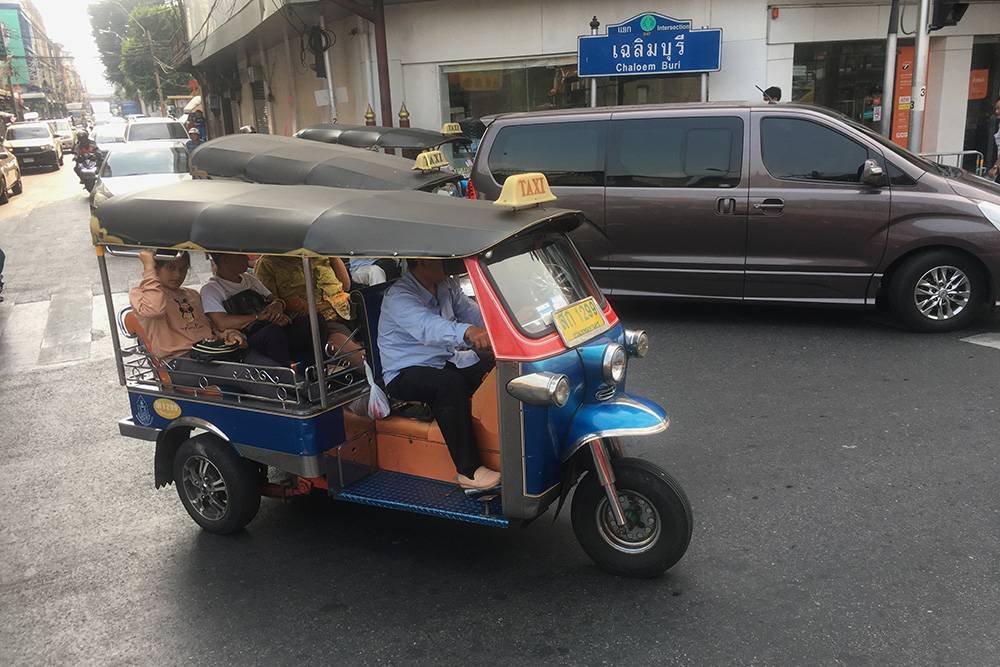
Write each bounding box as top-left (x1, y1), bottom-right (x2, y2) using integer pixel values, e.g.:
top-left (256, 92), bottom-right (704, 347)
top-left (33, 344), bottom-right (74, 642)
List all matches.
top-left (920, 149), bottom-right (986, 176)
top-left (100, 244), bottom-right (368, 413)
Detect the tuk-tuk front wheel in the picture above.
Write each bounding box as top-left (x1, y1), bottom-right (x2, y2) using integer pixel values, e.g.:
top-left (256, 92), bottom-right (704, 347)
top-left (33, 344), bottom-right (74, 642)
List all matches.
top-left (571, 457), bottom-right (692, 578)
top-left (173, 434), bottom-right (261, 534)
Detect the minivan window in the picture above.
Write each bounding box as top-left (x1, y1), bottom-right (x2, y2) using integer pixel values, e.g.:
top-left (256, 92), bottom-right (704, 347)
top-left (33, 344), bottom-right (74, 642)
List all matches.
top-left (761, 117), bottom-right (869, 183)
top-left (607, 117), bottom-right (743, 188)
top-left (488, 121), bottom-right (605, 187)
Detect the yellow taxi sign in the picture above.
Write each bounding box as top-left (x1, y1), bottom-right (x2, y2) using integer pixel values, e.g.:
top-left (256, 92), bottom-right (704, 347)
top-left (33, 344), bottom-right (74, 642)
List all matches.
top-left (441, 122), bottom-right (463, 135)
top-left (493, 172), bottom-right (557, 210)
top-left (412, 149), bottom-right (449, 172)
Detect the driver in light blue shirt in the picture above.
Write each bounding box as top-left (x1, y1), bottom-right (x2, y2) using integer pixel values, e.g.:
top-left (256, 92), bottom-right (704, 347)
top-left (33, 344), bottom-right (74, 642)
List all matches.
top-left (377, 258), bottom-right (500, 492)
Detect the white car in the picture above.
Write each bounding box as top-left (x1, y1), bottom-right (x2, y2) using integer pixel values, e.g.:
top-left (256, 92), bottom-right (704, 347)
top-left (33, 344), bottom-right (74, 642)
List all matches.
top-left (89, 140), bottom-right (190, 211)
top-left (5, 122), bottom-right (62, 170)
top-left (124, 117), bottom-right (188, 142)
top-left (48, 118), bottom-right (75, 153)
top-left (92, 124), bottom-right (127, 153)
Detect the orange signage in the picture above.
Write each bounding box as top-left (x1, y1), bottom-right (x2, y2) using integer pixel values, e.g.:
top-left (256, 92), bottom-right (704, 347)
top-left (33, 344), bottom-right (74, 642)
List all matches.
top-left (455, 71), bottom-right (502, 92)
top-left (969, 68), bottom-right (989, 100)
top-left (892, 46), bottom-right (915, 148)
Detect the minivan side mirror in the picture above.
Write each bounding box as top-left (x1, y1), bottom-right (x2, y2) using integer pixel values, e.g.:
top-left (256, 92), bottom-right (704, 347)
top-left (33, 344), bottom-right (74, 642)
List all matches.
top-left (862, 159), bottom-right (885, 187)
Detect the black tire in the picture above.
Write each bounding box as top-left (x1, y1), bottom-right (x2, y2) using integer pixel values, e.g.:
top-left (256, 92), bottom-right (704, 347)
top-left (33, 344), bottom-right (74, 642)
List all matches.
top-left (889, 249), bottom-right (986, 332)
top-left (0, 177), bottom-right (9, 205)
top-left (57, 152), bottom-right (63, 166)
top-left (172, 434), bottom-right (261, 534)
top-left (571, 456), bottom-right (693, 578)
top-left (11, 176), bottom-right (22, 195)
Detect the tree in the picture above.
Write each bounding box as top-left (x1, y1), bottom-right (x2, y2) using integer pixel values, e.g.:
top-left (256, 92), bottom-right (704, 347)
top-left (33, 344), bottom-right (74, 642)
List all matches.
top-left (88, 0), bottom-right (195, 106)
top-left (88, 0), bottom-right (144, 91)
top-left (119, 3), bottom-right (192, 106)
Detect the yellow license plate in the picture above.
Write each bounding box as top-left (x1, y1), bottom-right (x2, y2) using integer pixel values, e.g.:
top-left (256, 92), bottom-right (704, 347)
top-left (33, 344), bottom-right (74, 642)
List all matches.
top-left (552, 297), bottom-right (610, 347)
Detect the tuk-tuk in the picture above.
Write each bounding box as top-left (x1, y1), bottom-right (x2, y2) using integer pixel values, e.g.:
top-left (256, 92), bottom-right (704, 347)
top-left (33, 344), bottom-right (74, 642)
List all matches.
top-left (293, 122), bottom-right (468, 152)
top-left (92, 173), bottom-right (692, 577)
top-left (190, 133), bottom-right (463, 195)
top-left (294, 122), bottom-right (479, 184)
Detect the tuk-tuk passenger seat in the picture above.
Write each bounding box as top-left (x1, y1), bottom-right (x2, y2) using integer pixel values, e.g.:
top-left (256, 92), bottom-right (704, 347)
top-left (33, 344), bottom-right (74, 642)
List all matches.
top-left (119, 306), bottom-right (222, 398)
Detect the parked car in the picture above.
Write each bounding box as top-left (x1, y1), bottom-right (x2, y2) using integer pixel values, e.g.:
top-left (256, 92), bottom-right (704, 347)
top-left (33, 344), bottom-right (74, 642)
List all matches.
top-left (48, 118), bottom-right (75, 153)
top-left (124, 117), bottom-right (188, 142)
top-left (471, 102), bottom-right (1000, 332)
top-left (5, 122), bottom-right (62, 170)
top-left (89, 140), bottom-right (190, 211)
top-left (0, 139), bottom-right (23, 203)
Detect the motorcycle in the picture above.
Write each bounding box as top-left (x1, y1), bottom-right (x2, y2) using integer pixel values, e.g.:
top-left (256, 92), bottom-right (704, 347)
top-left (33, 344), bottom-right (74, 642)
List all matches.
top-left (74, 146), bottom-right (99, 192)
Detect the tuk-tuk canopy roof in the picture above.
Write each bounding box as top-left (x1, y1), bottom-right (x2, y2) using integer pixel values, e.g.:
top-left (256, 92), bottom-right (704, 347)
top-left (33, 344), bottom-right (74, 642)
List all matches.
top-left (91, 180), bottom-right (583, 258)
top-left (189, 134), bottom-right (458, 191)
top-left (294, 123), bottom-right (468, 150)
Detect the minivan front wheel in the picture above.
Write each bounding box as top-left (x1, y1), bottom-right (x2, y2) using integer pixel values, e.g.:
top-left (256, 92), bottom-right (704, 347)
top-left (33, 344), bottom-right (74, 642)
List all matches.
top-left (890, 250), bottom-right (985, 332)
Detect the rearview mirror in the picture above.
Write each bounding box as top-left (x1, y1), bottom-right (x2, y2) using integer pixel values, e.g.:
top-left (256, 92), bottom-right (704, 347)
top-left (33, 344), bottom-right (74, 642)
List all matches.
top-left (862, 159), bottom-right (885, 187)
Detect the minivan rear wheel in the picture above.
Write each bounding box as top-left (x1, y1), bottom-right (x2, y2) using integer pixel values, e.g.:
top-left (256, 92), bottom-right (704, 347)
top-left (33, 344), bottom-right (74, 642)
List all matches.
top-left (889, 250), bottom-right (985, 332)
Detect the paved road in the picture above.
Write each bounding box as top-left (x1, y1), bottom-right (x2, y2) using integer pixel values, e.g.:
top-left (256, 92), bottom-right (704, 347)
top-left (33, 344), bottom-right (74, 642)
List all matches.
top-left (1, 174), bottom-right (999, 665)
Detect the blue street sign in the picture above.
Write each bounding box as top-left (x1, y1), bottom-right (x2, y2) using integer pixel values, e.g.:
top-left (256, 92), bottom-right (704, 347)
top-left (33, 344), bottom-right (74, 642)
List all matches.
top-left (578, 13), bottom-right (723, 78)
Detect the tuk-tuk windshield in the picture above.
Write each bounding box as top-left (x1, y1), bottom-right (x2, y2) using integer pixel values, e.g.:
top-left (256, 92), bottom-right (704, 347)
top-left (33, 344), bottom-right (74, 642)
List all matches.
top-left (483, 233), bottom-right (604, 337)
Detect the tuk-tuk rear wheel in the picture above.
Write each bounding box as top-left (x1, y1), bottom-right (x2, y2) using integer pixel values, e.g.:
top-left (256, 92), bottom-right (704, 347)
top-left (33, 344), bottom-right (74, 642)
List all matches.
top-left (173, 434), bottom-right (261, 534)
top-left (571, 457), bottom-right (692, 578)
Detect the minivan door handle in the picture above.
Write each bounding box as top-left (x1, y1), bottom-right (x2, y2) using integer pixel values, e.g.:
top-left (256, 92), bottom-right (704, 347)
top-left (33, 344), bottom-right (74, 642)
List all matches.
top-left (752, 198), bottom-right (784, 214)
top-left (716, 197), bottom-right (737, 215)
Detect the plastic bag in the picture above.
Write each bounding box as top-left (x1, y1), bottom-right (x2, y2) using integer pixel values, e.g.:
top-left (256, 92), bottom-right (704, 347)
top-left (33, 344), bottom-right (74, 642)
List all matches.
top-left (364, 361), bottom-right (390, 419)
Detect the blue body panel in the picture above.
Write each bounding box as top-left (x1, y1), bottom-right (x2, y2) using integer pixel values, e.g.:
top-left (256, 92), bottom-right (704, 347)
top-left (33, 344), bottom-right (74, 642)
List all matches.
top-left (128, 391), bottom-right (345, 457)
top-left (339, 471), bottom-right (507, 527)
top-left (517, 323), bottom-right (668, 495)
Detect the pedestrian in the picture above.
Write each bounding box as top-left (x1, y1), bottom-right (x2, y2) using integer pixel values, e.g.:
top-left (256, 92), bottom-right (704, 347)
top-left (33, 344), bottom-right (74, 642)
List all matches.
top-left (185, 127), bottom-right (202, 153)
top-left (987, 98), bottom-right (1000, 181)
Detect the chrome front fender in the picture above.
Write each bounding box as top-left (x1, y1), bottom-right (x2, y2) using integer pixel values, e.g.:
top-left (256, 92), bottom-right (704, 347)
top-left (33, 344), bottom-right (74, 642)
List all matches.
top-left (562, 394), bottom-right (669, 463)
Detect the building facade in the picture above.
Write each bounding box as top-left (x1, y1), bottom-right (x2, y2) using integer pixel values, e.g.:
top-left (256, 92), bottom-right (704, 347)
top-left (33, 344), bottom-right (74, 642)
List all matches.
top-left (186, 0), bottom-right (1000, 163)
top-left (0, 0), bottom-right (86, 118)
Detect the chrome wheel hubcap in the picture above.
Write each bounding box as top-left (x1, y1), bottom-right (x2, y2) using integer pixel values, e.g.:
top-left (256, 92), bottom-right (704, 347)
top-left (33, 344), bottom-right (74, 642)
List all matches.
top-left (181, 455), bottom-right (229, 521)
top-left (913, 265), bottom-right (970, 321)
top-left (596, 490), bottom-right (661, 554)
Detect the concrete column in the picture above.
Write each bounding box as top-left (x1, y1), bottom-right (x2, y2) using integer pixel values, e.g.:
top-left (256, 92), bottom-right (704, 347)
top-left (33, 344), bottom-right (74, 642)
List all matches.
top-left (922, 35), bottom-right (974, 155)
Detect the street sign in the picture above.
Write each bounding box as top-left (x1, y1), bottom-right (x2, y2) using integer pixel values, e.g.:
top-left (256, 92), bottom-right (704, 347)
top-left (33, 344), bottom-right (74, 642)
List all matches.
top-left (578, 12), bottom-right (722, 78)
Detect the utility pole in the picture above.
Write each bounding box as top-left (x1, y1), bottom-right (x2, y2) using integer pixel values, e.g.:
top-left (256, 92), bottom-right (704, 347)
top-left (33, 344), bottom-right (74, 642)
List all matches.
top-left (908, 0), bottom-right (931, 153)
top-left (589, 16), bottom-right (599, 108)
top-left (7, 62), bottom-right (18, 121)
top-left (147, 31), bottom-right (166, 117)
top-left (880, 0), bottom-right (899, 138)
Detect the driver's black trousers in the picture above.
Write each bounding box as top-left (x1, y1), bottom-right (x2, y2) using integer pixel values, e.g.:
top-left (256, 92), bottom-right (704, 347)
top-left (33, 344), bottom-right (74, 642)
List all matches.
top-left (387, 357), bottom-right (494, 478)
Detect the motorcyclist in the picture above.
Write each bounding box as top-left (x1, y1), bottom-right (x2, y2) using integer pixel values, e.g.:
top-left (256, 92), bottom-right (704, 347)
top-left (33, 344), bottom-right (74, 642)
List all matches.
top-left (73, 129), bottom-right (100, 189)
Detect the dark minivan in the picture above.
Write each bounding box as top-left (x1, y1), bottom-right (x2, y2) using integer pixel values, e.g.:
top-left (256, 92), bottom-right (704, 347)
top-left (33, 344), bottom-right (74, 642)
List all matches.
top-left (471, 102), bottom-right (1000, 332)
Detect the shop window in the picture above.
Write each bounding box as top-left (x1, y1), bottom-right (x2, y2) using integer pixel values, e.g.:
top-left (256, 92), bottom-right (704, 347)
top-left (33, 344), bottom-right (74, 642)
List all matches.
top-left (487, 121), bottom-right (605, 187)
top-left (446, 61), bottom-right (702, 120)
top-left (761, 118), bottom-right (869, 183)
top-left (792, 40), bottom-right (888, 131)
top-left (607, 117), bottom-right (743, 188)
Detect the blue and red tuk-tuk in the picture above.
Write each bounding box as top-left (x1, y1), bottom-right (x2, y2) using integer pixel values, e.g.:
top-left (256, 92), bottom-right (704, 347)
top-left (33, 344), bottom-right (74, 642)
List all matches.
top-left (91, 173), bottom-right (692, 577)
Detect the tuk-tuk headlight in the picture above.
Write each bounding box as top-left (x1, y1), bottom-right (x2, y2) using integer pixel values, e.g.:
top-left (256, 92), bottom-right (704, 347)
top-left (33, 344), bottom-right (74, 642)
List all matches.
top-left (602, 344), bottom-right (627, 384)
top-left (506, 372), bottom-right (571, 408)
top-left (624, 329), bottom-right (649, 358)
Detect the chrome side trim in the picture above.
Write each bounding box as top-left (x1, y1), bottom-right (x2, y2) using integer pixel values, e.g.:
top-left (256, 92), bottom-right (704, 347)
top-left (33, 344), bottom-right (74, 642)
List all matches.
top-left (118, 417), bottom-right (159, 441)
top-left (233, 443), bottom-right (323, 477)
top-left (167, 416), bottom-right (230, 441)
top-left (590, 266), bottom-right (743, 275)
top-left (742, 296), bottom-right (866, 305)
top-left (746, 270), bottom-right (872, 277)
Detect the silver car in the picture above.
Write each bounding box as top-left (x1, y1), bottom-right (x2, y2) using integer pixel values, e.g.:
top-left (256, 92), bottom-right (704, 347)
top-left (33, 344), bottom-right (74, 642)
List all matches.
top-left (90, 140), bottom-right (190, 211)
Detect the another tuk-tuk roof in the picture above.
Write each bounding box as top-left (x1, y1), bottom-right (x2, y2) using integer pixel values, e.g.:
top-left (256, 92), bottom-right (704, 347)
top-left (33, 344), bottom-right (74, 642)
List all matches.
top-left (189, 134), bottom-right (458, 191)
top-left (294, 123), bottom-right (468, 150)
top-left (91, 179), bottom-right (583, 258)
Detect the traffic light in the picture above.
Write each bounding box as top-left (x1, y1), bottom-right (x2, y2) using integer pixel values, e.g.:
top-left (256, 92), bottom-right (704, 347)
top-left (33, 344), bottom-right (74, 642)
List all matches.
top-left (929, 1), bottom-right (969, 31)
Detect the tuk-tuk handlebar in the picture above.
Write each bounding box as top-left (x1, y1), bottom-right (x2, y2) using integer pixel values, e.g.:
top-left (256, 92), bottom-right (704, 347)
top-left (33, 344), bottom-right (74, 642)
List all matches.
top-left (105, 245), bottom-right (182, 260)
